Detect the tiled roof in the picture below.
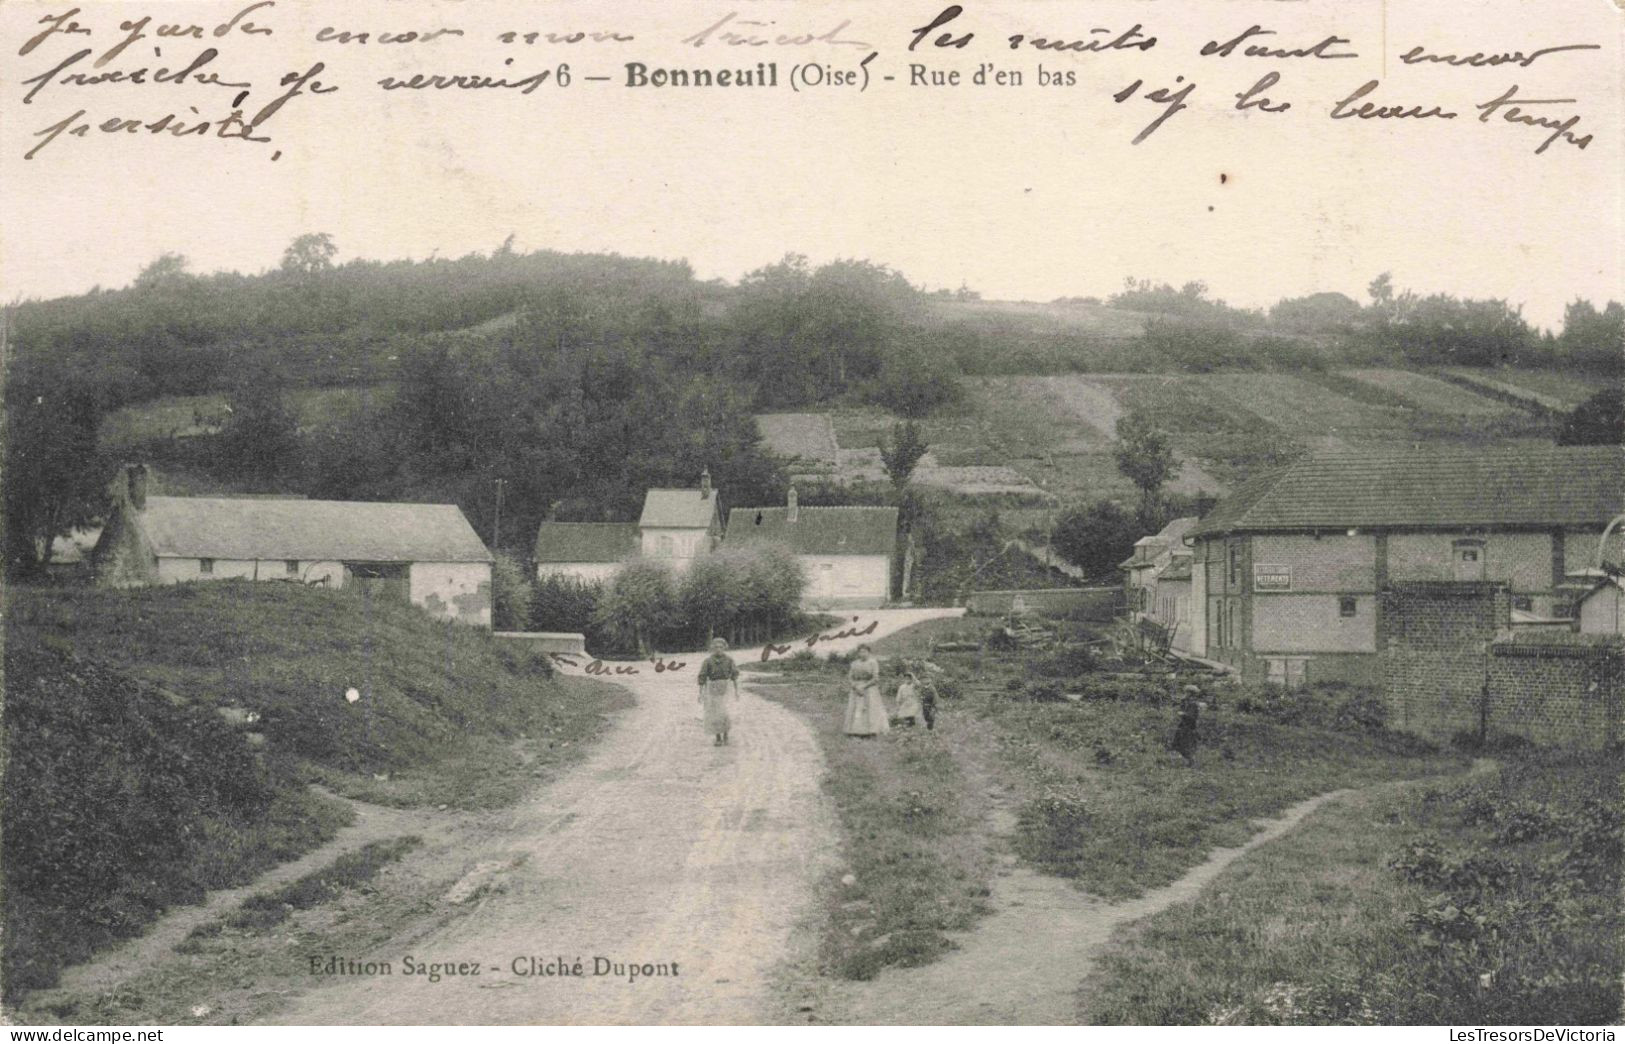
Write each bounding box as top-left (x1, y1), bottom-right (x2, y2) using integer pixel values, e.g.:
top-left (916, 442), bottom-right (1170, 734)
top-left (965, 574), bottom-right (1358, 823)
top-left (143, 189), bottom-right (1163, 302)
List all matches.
top-left (534, 523), bottom-right (639, 563)
top-left (1192, 445), bottom-right (1625, 538)
top-left (725, 506), bottom-right (898, 556)
top-left (136, 497), bottom-right (492, 562)
top-left (1159, 558), bottom-right (1193, 582)
top-left (1155, 517), bottom-right (1199, 543)
top-left (640, 489), bottom-right (720, 529)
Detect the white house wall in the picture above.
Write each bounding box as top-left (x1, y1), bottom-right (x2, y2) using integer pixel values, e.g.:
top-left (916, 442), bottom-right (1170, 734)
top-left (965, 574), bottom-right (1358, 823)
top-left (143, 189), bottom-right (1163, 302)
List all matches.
top-left (801, 554), bottom-right (890, 609)
top-left (640, 527), bottom-right (711, 574)
top-left (157, 558), bottom-right (345, 585)
top-left (1580, 586), bottom-right (1623, 635)
top-left (155, 557), bottom-right (492, 627)
top-left (1389, 532), bottom-right (1551, 591)
top-left (410, 562), bottom-right (493, 626)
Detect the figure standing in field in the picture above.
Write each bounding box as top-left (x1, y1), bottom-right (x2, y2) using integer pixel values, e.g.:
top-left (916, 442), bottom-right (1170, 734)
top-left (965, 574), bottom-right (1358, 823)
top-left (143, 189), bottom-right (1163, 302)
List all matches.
top-left (893, 666), bottom-right (924, 727)
top-left (697, 637), bottom-right (740, 746)
top-left (843, 644), bottom-right (889, 738)
top-left (1171, 683), bottom-right (1203, 763)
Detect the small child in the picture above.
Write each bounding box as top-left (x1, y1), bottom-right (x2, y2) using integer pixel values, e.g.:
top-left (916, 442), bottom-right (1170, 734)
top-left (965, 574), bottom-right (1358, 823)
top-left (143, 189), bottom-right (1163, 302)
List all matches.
top-left (919, 674), bottom-right (939, 731)
top-left (893, 670), bottom-right (923, 727)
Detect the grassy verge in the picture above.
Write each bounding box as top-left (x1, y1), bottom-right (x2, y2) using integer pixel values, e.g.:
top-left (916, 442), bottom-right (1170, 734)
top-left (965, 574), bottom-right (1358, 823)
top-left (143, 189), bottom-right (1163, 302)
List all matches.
top-left (1082, 751), bottom-right (1623, 1025)
top-left (750, 669), bottom-right (995, 980)
top-left (23, 836), bottom-right (468, 1026)
top-left (3, 583), bottom-right (630, 1002)
top-left (178, 837), bottom-right (423, 951)
top-left (985, 690), bottom-right (1461, 899)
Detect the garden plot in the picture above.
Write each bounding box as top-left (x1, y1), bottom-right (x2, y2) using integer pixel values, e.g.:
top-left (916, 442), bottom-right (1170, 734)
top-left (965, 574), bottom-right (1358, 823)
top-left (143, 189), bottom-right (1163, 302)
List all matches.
top-left (1444, 368), bottom-right (1606, 411)
top-left (836, 447), bottom-right (1052, 499)
top-left (1200, 373), bottom-right (1412, 435)
top-left (1344, 369), bottom-right (1516, 417)
top-left (754, 413), bottom-right (839, 472)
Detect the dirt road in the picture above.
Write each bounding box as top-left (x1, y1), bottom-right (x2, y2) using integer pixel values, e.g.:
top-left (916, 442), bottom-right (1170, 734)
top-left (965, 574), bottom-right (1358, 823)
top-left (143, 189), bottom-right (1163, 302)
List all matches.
top-left (272, 609), bottom-right (962, 1025)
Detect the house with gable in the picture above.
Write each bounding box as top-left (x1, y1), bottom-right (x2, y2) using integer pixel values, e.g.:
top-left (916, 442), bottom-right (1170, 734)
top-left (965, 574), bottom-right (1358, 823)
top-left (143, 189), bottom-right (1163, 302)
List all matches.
top-left (1187, 445), bottom-right (1625, 687)
top-left (1120, 516), bottom-right (1198, 650)
top-left (93, 465), bottom-right (495, 626)
top-left (533, 523), bottom-right (640, 585)
top-left (724, 487), bottom-right (898, 609)
top-left (534, 469), bottom-right (723, 582)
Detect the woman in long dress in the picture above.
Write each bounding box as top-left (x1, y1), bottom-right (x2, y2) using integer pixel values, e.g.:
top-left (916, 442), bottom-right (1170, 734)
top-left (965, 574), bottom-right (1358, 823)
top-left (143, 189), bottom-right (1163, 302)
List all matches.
top-left (697, 638), bottom-right (739, 746)
top-left (842, 644), bottom-right (889, 738)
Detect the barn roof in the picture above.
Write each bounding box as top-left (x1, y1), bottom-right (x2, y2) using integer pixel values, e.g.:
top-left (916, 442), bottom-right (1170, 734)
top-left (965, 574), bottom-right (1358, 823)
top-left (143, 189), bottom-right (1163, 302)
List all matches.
top-left (534, 522), bottom-right (639, 564)
top-left (640, 489), bottom-right (720, 529)
top-left (135, 496), bottom-right (492, 563)
top-left (725, 506), bottom-right (898, 556)
top-left (1191, 445), bottom-right (1625, 538)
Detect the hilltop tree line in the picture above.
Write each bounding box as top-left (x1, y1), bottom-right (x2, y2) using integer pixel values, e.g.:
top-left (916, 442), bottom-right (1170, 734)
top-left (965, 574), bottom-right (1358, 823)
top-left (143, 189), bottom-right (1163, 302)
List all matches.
top-left (4, 240), bottom-right (1619, 577)
top-left (1092, 274), bottom-right (1623, 374)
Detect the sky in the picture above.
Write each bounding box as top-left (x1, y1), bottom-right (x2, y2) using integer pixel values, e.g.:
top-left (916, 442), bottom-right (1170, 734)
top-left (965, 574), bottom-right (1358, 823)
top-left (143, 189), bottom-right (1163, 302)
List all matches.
top-left (2, 0), bottom-right (1620, 329)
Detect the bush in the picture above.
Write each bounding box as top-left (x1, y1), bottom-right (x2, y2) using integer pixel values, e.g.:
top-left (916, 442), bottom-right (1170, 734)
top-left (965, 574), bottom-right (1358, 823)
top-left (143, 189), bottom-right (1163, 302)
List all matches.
top-left (1037, 643), bottom-right (1099, 678)
top-left (531, 574), bottom-right (603, 634)
top-left (593, 558), bottom-right (677, 654)
top-left (869, 340), bottom-right (963, 417)
top-left (491, 552), bottom-right (535, 631)
top-left (2, 645), bottom-right (341, 998)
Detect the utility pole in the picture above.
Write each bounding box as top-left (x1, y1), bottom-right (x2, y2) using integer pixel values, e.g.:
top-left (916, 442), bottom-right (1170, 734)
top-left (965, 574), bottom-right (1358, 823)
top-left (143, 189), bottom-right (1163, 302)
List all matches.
top-left (492, 478), bottom-right (505, 554)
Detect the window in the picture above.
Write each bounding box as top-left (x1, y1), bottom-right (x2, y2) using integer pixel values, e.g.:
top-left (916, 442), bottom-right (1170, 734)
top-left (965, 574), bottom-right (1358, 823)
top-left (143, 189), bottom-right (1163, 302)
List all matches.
top-left (1228, 542), bottom-right (1241, 587)
top-left (199, 558), bottom-right (215, 574)
top-left (656, 535), bottom-right (674, 558)
top-left (285, 560), bottom-right (300, 576)
top-left (1512, 595), bottom-right (1533, 613)
top-left (1452, 538), bottom-right (1487, 581)
top-left (1339, 596), bottom-right (1358, 617)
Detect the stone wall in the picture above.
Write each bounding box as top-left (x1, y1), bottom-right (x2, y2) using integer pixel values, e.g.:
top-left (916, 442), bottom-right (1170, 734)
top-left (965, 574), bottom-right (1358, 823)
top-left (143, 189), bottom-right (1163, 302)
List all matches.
top-left (965, 586), bottom-right (1121, 620)
top-left (1380, 582), bottom-right (1507, 743)
top-left (1486, 633), bottom-right (1623, 748)
top-left (1380, 580), bottom-right (1622, 748)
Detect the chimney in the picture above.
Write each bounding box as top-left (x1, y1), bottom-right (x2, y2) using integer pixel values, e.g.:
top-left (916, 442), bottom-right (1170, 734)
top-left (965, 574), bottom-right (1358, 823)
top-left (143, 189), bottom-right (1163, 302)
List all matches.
top-left (127, 463), bottom-right (148, 511)
top-left (699, 467), bottom-right (712, 499)
top-left (787, 485), bottom-right (799, 523)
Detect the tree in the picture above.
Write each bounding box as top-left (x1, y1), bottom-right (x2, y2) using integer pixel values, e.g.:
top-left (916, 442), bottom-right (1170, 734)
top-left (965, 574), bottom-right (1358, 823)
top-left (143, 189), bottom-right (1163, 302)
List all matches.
top-left (870, 339), bottom-right (963, 416)
top-left (1558, 388), bottom-right (1624, 446)
top-left (1270, 292), bottom-right (1362, 332)
top-left (679, 553), bottom-right (738, 643)
top-left (594, 559), bottom-right (677, 654)
top-left (491, 553), bottom-right (536, 631)
top-left (1051, 500), bottom-right (1142, 579)
top-left (1114, 412), bottom-right (1178, 521)
top-left (879, 420), bottom-right (931, 600)
top-left (132, 252), bottom-right (191, 291)
top-left (280, 233), bottom-right (337, 276)
top-left (878, 420), bottom-right (930, 492)
top-left (3, 381), bottom-right (105, 577)
top-left (1557, 299), bottom-right (1624, 373)
top-left (215, 373), bottom-right (302, 484)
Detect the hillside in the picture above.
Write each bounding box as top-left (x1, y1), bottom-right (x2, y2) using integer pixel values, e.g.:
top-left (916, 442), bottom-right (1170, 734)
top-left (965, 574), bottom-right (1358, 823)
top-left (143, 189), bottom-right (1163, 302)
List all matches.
top-left (11, 246), bottom-right (1617, 585)
top-left (748, 367), bottom-right (1609, 519)
top-left (3, 583), bottom-right (629, 998)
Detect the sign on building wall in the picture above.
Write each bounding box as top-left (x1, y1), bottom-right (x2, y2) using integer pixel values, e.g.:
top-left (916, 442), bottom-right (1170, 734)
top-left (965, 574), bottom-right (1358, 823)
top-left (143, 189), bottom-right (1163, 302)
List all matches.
top-left (1254, 565), bottom-right (1292, 591)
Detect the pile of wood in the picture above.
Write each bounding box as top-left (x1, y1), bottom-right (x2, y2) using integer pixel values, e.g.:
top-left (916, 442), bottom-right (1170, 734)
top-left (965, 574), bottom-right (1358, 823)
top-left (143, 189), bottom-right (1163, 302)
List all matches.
top-left (999, 613), bottom-right (1053, 649)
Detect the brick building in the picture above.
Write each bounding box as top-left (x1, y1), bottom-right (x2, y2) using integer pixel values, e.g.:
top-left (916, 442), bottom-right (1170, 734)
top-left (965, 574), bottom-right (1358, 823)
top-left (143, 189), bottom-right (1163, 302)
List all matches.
top-left (1187, 445), bottom-right (1625, 686)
